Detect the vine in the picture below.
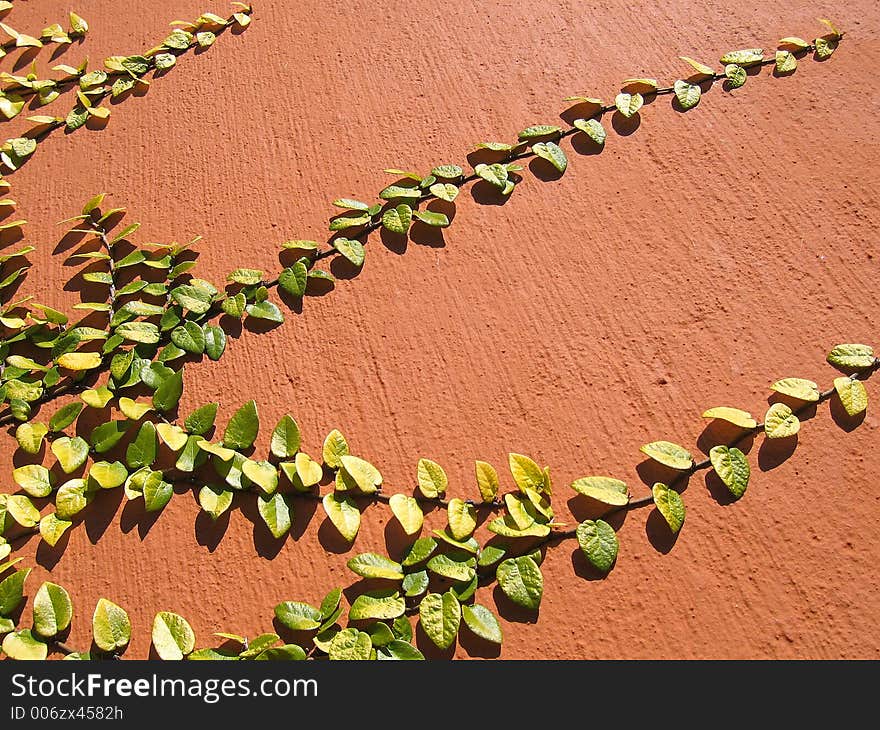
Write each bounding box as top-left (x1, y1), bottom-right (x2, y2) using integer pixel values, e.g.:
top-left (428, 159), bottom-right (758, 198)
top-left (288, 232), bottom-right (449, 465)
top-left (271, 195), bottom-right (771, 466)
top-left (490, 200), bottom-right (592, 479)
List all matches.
top-left (0, 12), bottom-right (865, 659)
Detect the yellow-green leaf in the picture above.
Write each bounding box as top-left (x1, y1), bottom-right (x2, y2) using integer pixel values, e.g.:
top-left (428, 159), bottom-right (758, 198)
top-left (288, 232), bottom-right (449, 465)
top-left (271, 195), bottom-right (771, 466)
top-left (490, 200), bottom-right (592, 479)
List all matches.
top-left (322, 493), bottom-right (360, 542)
top-left (673, 79), bottom-right (701, 110)
top-left (679, 56), bottom-right (715, 76)
top-left (7, 495), bottom-right (39, 527)
top-left (417, 458), bottom-right (447, 498)
top-left (118, 397), bottom-right (151, 420)
top-left (243, 460), bottom-right (278, 495)
top-left (764, 403), bottom-right (800, 439)
top-left (15, 422), bottom-right (47, 454)
top-left (13, 464), bottom-right (52, 497)
top-left (827, 344), bottom-right (874, 370)
top-left (388, 493), bottom-right (424, 535)
top-left (152, 611), bottom-right (195, 660)
top-left (701, 406), bottom-right (758, 429)
top-left (570, 476), bottom-right (629, 506)
top-left (92, 598), bottom-right (131, 653)
top-left (771, 377), bottom-right (819, 402)
top-left (39, 513), bottom-right (72, 547)
top-left (775, 50), bottom-right (797, 73)
top-left (55, 479), bottom-right (89, 519)
top-left (198, 487), bottom-right (233, 521)
top-left (614, 92), bottom-right (643, 117)
top-left (446, 498), bottom-right (477, 540)
top-left (461, 604), bottom-right (502, 644)
top-left (834, 377), bottom-right (868, 417)
top-left (328, 627), bottom-right (371, 660)
top-left (508, 453), bottom-right (545, 493)
top-left (295, 452), bottom-right (323, 487)
top-left (720, 49), bottom-right (764, 66)
top-left (33, 582), bottom-right (73, 638)
top-left (81, 386), bottom-right (113, 408)
top-left (2, 629), bottom-right (47, 660)
top-left (156, 423), bottom-right (188, 451)
top-left (652, 482), bottom-right (685, 534)
top-left (475, 460), bottom-right (499, 502)
top-left (340, 455), bottom-right (382, 494)
top-left (709, 445), bottom-right (750, 499)
top-left (639, 441), bottom-right (693, 470)
top-left (347, 553), bottom-right (404, 581)
top-left (322, 429), bottom-right (349, 468)
top-left (814, 36), bottom-right (837, 59)
top-left (496, 556), bottom-right (543, 609)
top-left (419, 591), bottom-right (461, 649)
top-left (57, 351), bottom-right (101, 371)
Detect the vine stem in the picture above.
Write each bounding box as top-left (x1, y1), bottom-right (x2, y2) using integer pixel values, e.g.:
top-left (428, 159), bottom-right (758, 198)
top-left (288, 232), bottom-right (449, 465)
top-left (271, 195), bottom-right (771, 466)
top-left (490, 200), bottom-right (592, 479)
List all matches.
top-left (0, 37), bottom-right (839, 425)
top-left (514, 363), bottom-right (878, 558)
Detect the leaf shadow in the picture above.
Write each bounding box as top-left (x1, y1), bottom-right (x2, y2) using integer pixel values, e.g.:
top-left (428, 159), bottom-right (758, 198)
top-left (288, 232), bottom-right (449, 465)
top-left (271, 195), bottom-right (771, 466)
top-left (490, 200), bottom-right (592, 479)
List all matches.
top-left (569, 545), bottom-right (615, 581)
top-left (696, 420), bottom-right (756, 457)
top-left (757, 434), bottom-right (798, 471)
top-left (645, 509), bottom-right (679, 554)
top-left (611, 111), bottom-right (641, 136)
top-left (635, 458), bottom-right (691, 493)
top-left (193, 509), bottom-right (230, 552)
top-left (829, 397), bottom-right (866, 433)
top-left (457, 626), bottom-right (502, 658)
top-left (491, 584), bottom-right (539, 625)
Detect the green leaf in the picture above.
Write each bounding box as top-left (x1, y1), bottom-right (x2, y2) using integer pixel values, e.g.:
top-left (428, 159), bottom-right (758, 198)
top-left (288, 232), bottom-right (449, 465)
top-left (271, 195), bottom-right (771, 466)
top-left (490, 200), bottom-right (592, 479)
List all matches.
top-left (152, 612), bottom-right (195, 660)
top-left (381, 204), bottom-right (413, 235)
top-left (347, 553), bottom-right (404, 580)
top-left (764, 403), bottom-right (800, 439)
top-left (279, 261), bottom-right (309, 298)
top-left (639, 441), bottom-right (693, 470)
top-left (775, 50), bottom-right (797, 74)
top-left (89, 461), bottom-right (128, 489)
top-left (170, 285), bottom-right (213, 314)
top-left (322, 493), bottom-right (360, 542)
top-left (157, 423), bottom-right (188, 451)
top-left (771, 377), bottom-right (819, 402)
top-left (614, 92), bottom-right (643, 117)
top-left (724, 64), bottom-right (747, 88)
top-left (474, 163), bottom-right (509, 189)
top-left (328, 628), bottom-right (372, 660)
top-left (254, 644), bottom-right (307, 661)
top-left (51, 436), bottom-right (89, 473)
top-left (377, 639), bottom-right (424, 660)
top-left (92, 598), bottom-right (131, 653)
top-left (379, 184), bottom-right (421, 201)
top-left (14, 422), bottom-right (48, 456)
top-left (349, 590), bottom-right (405, 621)
top-left (2, 629), bottom-right (47, 660)
top-left (39, 513), bottom-right (72, 547)
top-left (13, 464), bottom-right (53, 498)
top-left (402, 570), bottom-right (429, 598)
top-left (170, 321), bottom-right (206, 354)
top-left (652, 482), bottom-right (686, 534)
top-left (431, 164), bottom-right (463, 178)
top-left (432, 529), bottom-right (480, 554)
top-left (417, 458), bottom-right (447, 498)
top-left (834, 377), bottom-right (868, 417)
top-left (340, 455), bottom-right (382, 494)
top-left (827, 344), bottom-right (875, 370)
top-left (447, 498), bottom-right (477, 540)
top-left (152, 368), bottom-right (183, 412)
top-left (183, 403), bottom-right (217, 436)
top-left (401, 537), bottom-right (438, 567)
top-left (81, 386), bottom-right (112, 408)
top-left (709, 445), bottom-right (750, 499)
top-left (477, 544), bottom-right (507, 568)
top-left (126, 421), bottom-right (157, 469)
top-left (270, 415), bottom-right (301, 458)
top-left (198, 486), bottom-right (233, 521)
top-left (427, 553), bottom-right (476, 583)
top-left (532, 141), bottom-right (567, 172)
top-left (419, 591), bottom-right (460, 649)
top-left (720, 48), bottom-right (764, 65)
top-left (245, 301), bottom-right (284, 323)
top-left (0, 568), bottom-right (30, 615)
top-left (576, 519), bottom-right (619, 572)
top-left (32, 582), bottom-right (72, 638)
top-left (201, 325), bottom-right (226, 362)
top-left (90, 420), bottom-right (129, 453)
top-left (701, 406), bottom-right (757, 429)
top-left (673, 79), bottom-right (701, 110)
top-left (274, 600), bottom-right (322, 631)
top-left (461, 604), bottom-right (503, 644)
top-left (573, 118), bottom-right (606, 145)
top-left (570, 476), bottom-right (629, 505)
top-left (224, 400), bottom-right (259, 450)
top-left (679, 55), bottom-right (715, 76)
top-left (412, 209), bottom-right (450, 227)
top-left (221, 293), bottom-right (246, 318)
top-left (143, 476), bottom-right (173, 512)
top-left (496, 556), bottom-right (543, 609)
top-left (227, 268), bottom-right (263, 285)
top-left (243, 459), bottom-right (278, 495)
top-left (257, 493), bottom-right (291, 538)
